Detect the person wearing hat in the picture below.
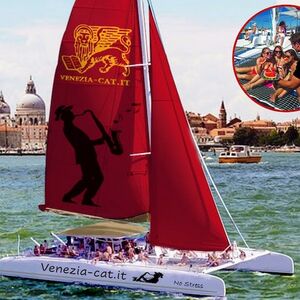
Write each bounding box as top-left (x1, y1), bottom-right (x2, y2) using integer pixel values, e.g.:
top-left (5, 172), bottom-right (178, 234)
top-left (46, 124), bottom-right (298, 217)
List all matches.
top-left (55, 105), bottom-right (104, 206)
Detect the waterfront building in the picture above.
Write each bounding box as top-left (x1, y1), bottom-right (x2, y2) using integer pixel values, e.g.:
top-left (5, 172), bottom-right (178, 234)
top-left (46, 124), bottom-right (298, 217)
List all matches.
top-left (277, 119), bottom-right (300, 133)
top-left (238, 115), bottom-right (276, 134)
top-left (0, 91), bottom-right (21, 149)
top-left (15, 77), bottom-right (47, 150)
top-left (209, 127), bottom-right (236, 143)
top-left (0, 77), bottom-right (47, 151)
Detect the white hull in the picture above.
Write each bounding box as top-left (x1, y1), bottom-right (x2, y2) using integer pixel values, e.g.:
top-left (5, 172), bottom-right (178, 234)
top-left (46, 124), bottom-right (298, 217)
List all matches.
top-left (0, 256), bottom-right (225, 297)
top-left (226, 249), bottom-right (294, 275)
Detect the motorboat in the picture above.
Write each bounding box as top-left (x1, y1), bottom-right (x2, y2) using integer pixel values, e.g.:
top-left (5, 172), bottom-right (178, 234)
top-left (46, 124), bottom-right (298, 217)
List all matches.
top-left (219, 145), bottom-right (262, 163)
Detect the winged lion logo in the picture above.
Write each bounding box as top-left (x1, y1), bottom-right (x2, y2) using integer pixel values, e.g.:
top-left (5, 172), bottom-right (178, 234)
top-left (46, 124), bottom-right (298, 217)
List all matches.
top-left (62, 24), bottom-right (132, 77)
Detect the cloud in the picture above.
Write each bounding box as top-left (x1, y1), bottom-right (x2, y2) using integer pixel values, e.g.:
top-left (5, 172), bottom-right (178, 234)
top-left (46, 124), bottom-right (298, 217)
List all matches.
top-left (0, 21), bottom-right (64, 117)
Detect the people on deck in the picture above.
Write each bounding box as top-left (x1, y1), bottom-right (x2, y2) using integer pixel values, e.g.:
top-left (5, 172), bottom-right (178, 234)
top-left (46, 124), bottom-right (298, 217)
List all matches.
top-left (244, 23), bottom-right (258, 42)
top-left (136, 248), bottom-right (149, 263)
top-left (239, 249), bottom-right (246, 260)
top-left (235, 47), bottom-right (271, 81)
top-left (274, 21), bottom-right (286, 46)
top-left (106, 244), bottom-right (113, 260)
top-left (243, 46), bottom-right (284, 91)
top-left (277, 33), bottom-right (300, 101)
top-left (177, 252), bottom-right (189, 266)
top-left (157, 254), bottom-right (164, 265)
top-left (113, 249), bottom-right (125, 262)
top-left (39, 244), bottom-right (46, 255)
top-left (33, 245), bottom-right (40, 256)
top-left (207, 252), bottom-right (220, 266)
top-left (270, 49), bottom-right (299, 102)
top-left (92, 249), bottom-right (103, 264)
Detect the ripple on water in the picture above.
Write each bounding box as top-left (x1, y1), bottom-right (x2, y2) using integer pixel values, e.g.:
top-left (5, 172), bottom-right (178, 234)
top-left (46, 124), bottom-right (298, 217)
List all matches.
top-left (0, 154), bottom-right (299, 299)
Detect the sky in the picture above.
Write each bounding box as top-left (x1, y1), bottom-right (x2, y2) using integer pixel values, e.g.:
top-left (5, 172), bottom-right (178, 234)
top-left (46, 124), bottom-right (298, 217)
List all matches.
top-left (0, 0), bottom-right (299, 123)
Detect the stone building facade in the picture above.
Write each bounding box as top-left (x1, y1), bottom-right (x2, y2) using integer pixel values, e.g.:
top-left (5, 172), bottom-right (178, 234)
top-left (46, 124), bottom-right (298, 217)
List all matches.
top-left (0, 77), bottom-right (47, 151)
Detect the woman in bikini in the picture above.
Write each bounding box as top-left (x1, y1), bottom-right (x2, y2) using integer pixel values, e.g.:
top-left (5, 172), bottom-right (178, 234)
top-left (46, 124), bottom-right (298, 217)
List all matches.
top-left (270, 49), bottom-right (299, 102)
top-left (243, 46), bottom-right (284, 91)
top-left (235, 47), bottom-right (271, 81)
top-left (274, 21), bottom-right (286, 47)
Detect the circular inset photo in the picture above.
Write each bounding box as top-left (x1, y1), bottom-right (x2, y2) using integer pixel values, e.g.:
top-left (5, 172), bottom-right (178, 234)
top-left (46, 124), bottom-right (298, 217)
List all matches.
top-left (233, 5), bottom-right (300, 112)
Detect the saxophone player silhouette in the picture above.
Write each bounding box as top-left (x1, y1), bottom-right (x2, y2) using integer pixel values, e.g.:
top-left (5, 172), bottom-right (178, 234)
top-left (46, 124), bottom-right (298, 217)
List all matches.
top-left (55, 105), bottom-right (123, 206)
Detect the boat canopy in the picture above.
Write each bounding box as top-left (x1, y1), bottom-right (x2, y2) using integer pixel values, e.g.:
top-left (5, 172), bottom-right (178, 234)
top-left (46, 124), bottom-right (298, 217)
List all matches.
top-left (59, 221), bottom-right (146, 238)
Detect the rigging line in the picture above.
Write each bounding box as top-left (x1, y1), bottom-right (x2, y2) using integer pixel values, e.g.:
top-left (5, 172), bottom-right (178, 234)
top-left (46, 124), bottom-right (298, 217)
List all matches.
top-left (198, 150), bottom-right (250, 249)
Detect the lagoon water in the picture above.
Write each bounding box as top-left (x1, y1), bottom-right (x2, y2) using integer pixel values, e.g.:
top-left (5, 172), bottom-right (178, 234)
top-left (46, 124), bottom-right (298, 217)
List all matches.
top-left (0, 153), bottom-right (299, 299)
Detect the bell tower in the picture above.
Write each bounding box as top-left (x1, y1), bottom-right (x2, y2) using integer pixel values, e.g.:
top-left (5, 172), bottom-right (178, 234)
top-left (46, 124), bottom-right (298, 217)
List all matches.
top-left (218, 100), bottom-right (227, 128)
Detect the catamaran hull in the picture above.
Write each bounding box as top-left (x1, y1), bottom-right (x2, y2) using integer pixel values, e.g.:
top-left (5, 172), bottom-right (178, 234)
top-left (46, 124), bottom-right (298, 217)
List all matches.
top-left (0, 256), bottom-right (225, 297)
top-left (226, 250), bottom-right (294, 275)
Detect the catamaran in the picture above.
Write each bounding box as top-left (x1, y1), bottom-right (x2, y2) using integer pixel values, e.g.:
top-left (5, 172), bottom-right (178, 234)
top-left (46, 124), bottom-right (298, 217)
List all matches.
top-left (0, 0), bottom-right (294, 297)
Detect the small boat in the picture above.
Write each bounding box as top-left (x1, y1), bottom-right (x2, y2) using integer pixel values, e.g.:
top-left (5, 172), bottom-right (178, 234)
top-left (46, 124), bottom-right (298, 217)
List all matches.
top-left (274, 144), bottom-right (300, 153)
top-left (0, 0), bottom-right (293, 298)
top-left (219, 145), bottom-right (262, 163)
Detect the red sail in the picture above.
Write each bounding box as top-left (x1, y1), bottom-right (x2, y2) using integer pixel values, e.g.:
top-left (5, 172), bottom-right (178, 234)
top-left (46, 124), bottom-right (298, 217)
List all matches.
top-left (42, 0), bottom-right (150, 219)
top-left (148, 12), bottom-right (229, 251)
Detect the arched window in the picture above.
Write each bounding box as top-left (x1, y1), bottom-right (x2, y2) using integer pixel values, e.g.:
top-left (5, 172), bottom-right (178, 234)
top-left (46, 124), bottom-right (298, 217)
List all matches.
top-left (19, 118), bottom-right (22, 126)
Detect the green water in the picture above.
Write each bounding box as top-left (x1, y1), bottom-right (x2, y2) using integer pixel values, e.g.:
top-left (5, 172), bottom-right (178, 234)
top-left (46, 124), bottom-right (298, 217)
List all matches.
top-left (0, 153), bottom-right (299, 299)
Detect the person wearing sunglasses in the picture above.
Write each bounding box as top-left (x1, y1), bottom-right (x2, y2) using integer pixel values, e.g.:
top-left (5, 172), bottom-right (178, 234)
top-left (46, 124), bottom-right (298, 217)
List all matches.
top-left (277, 33), bottom-right (300, 100)
top-left (270, 49), bottom-right (299, 102)
top-left (243, 46), bottom-right (285, 91)
top-left (235, 47), bottom-right (271, 81)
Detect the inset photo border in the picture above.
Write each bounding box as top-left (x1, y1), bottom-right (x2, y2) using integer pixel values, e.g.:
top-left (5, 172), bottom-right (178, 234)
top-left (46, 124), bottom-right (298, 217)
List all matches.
top-left (233, 5), bottom-right (300, 112)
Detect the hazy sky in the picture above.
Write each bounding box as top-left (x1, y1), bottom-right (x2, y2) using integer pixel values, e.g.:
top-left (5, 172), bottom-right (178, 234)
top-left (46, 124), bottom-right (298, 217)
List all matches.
top-left (0, 0), bottom-right (299, 123)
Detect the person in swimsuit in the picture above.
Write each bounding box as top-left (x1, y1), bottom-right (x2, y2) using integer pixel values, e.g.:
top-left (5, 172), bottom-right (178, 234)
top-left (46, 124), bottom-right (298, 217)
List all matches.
top-left (274, 21), bottom-right (286, 47)
top-left (277, 33), bottom-right (300, 101)
top-left (270, 49), bottom-right (299, 102)
top-left (235, 47), bottom-right (271, 81)
top-left (243, 46), bottom-right (284, 91)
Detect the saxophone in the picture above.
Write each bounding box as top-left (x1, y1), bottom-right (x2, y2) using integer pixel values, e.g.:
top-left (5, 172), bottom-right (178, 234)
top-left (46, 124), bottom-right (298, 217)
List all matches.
top-left (85, 109), bottom-right (123, 155)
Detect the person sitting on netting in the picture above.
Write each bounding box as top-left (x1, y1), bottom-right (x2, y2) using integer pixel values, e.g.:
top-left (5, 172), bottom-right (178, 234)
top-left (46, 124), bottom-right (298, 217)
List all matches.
top-left (277, 33), bottom-right (300, 100)
top-left (235, 47), bottom-right (271, 81)
top-left (243, 46), bottom-right (284, 91)
top-left (270, 49), bottom-right (299, 102)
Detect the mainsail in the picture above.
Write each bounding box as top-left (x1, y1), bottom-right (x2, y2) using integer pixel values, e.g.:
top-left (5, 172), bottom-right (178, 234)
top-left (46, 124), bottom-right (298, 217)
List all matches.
top-left (42, 0), bottom-right (150, 219)
top-left (148, 11), bottom-right (230, 251)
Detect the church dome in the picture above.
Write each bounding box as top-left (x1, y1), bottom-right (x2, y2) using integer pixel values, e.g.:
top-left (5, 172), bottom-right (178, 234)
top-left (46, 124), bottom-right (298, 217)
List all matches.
top-left (16, 76), bottom-right (45, 111)
top-left (17, 93), bottom-right (45, 110)
top-left (0, 91), bottom-right (10, 114)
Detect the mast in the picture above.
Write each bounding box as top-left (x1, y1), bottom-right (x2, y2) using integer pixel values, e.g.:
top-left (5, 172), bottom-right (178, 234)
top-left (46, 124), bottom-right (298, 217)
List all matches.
top-left (137, 0), bottom-right (152, 148)
top-left (272, 8), bottom-right (277, 44)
